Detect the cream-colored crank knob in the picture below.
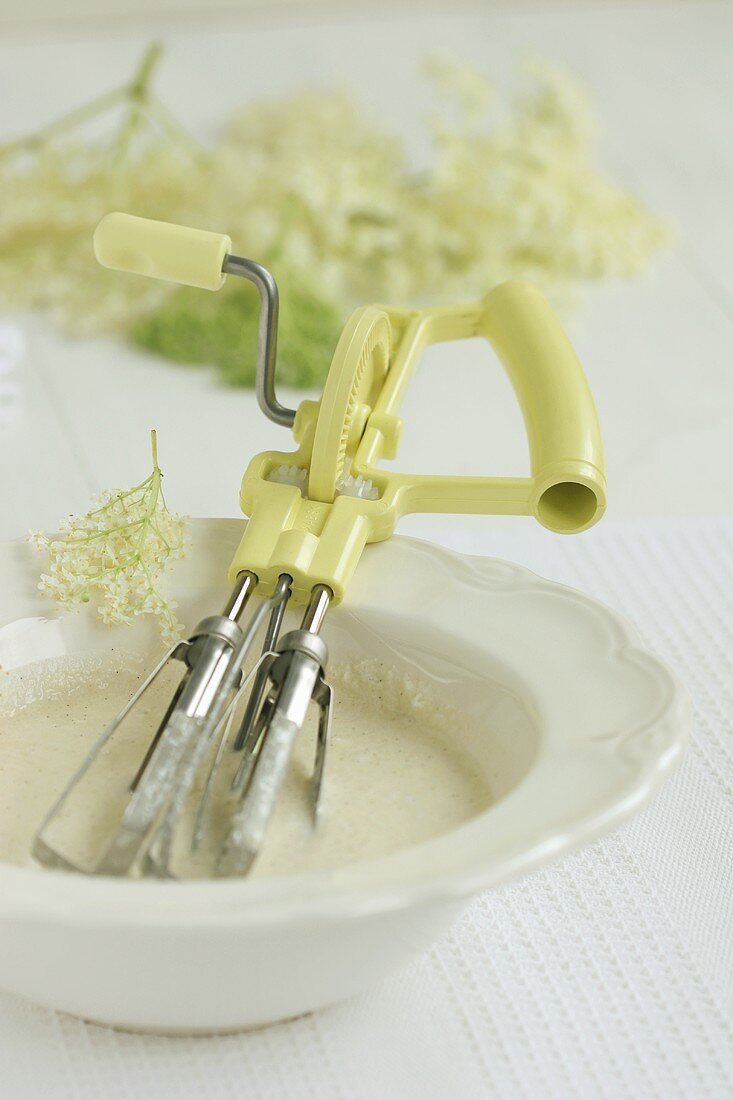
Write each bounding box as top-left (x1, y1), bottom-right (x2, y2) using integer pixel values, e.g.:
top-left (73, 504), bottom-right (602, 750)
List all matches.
top-left (93, 212), bottom-right (231, 291)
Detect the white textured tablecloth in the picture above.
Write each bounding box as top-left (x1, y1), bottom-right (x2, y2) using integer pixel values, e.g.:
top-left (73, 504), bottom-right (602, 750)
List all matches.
top-left (2, 517), bottom-right (731, 1099)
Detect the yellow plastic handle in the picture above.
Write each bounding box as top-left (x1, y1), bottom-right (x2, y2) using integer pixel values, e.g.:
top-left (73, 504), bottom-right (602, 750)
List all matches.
top-left (483, 280), bottom-right (605, 531)
top-left (353, 281), bottom-right (606, 534)
top-left (93, 213), bottom-right (231, 291)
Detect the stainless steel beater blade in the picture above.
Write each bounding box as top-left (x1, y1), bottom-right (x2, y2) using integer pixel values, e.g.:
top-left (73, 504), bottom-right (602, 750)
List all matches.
top-left (32, 572), bottom-right (259, 875)
top-left (31, 642), bottom-right (185, 873)
top-left (141, 638), bottom-right (277, 879)
top-left (187, 573), bottom-right (293, 855)
top-left (93, 573), bottom-right (264, 876)
top-left (216, 585), bottom-right (333, 877)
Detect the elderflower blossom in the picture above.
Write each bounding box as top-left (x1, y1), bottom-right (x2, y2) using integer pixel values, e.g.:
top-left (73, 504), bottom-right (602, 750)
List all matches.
top-left (214, 57), bottom-right (669, 310)
top-left (30, 433), bottom-right (188, 644)
top-left (0, 47), bottom-right (669, 388)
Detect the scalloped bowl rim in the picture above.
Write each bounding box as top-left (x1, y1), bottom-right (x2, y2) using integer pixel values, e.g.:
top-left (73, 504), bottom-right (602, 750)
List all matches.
top-left (0, 522), bottom-right (690, 928)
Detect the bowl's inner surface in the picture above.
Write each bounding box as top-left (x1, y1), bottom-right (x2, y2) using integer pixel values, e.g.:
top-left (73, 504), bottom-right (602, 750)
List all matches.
top-left (0, 607), bottom-right (539, 879)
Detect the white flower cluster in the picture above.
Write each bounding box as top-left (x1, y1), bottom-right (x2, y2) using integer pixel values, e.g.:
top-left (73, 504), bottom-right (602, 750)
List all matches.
top-left (197, 55), bottom-right (670, 310)
top-left (30, 434), bottom-right (188, 645)
top-left (0, 49), bottom-right (669, 370)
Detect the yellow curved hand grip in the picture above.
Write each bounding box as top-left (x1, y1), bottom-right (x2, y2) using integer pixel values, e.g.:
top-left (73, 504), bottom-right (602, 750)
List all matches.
top-left (352, 280), bottom-right (606, 535)
top-left (93, 213), bottom-right (231, 291)
top-left (483, 280), bottom-right (605, 531)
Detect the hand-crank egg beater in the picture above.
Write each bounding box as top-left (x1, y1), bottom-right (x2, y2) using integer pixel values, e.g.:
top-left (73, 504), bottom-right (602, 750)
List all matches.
top-left (33, 212), bottom-right (605, 879)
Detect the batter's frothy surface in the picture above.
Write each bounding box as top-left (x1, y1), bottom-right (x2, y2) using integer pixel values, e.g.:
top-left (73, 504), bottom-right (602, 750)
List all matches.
top-left (0, 651), bottom-right (495, 876)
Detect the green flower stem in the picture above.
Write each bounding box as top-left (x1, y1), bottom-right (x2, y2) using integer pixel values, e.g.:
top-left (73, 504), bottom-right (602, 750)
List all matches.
top-left (0, 87), bottom-right (128, 160)
top-left (112, 43), bottom-right (164, 160)
top-left (147, 96), bottom-right (206, 162)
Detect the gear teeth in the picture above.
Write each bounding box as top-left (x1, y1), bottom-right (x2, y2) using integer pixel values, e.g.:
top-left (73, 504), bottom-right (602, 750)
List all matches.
top-left (268, 464), bottom-right (308, 490)
top-left (334, 316), bottom-right (390, 486)
top-left (336, 474), bottom-right (379, 500)
top-left (309, 307), bottom-right (391, 503)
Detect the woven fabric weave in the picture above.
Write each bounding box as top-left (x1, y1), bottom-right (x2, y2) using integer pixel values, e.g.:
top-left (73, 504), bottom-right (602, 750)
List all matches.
top-left (2, 517), bottom-right (731, 1099)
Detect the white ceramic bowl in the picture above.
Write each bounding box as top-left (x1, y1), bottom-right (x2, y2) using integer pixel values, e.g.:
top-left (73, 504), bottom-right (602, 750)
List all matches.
top-left (0, 520), bottom-right (688, 1033)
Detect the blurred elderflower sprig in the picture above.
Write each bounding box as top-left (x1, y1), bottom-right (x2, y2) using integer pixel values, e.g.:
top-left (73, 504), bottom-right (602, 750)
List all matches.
top-left (0, 46), bottom-right (669, 388)
top-left (30, 431), bottom-right (188, 644)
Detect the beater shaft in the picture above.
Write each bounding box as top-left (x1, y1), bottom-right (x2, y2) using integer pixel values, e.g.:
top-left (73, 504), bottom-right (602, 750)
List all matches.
top-left (234, 574), bottom-right (292, 753)
top-left (223, 570), bottom-right (258, 620)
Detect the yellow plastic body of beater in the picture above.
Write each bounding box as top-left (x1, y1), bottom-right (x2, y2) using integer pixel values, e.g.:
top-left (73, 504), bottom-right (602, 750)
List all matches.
top-left (231, 282), bottom-right (605, 603)
top-left (93, 214), bottom-right (606, 605)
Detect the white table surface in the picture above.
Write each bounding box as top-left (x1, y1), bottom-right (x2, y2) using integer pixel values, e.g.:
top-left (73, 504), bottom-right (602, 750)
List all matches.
top-left (0, 4), bottom-right (731, 1098)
